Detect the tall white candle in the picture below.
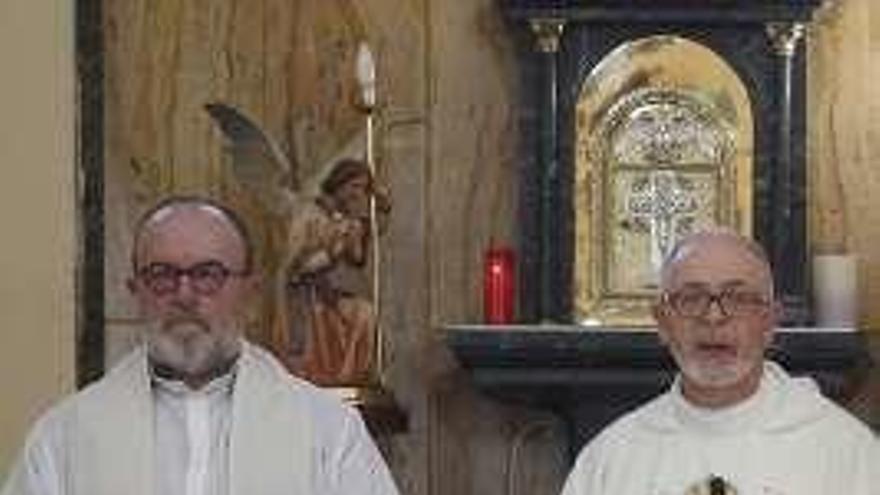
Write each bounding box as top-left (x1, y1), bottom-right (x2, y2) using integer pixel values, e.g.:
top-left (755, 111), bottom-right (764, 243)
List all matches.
top-left (812, 254), bottom-right (857, 328)
top-left (355, 42), bottom-right (376, 108)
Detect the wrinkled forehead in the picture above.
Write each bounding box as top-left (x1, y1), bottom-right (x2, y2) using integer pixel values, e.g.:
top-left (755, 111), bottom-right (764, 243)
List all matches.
top-left (660, 234), bottom-right (773, 292)
top-left (134, 204), bottom-right (247, 266)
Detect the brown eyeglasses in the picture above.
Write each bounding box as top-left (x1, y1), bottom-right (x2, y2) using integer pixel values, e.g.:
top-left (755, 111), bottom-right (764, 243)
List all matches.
top-left (136, 261), bottom-right (249, 296)
top-left (663, 288), bottom-right (770, 318)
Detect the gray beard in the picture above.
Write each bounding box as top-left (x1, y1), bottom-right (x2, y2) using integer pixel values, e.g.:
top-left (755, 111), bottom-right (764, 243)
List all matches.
top-left (143, 317), bottom-right (242, 385)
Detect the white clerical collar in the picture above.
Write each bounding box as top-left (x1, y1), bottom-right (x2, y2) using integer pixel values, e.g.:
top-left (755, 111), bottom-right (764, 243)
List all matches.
top-left (670, 361), bottom-right (779, 435)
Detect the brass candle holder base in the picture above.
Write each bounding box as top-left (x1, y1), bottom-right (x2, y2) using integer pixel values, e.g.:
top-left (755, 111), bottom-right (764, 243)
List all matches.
top-left (331, 385), bottom-right (408, 435)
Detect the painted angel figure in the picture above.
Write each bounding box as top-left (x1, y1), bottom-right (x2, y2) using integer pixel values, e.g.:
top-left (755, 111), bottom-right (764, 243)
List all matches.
top-left (205, 102), bottom-right (390, 386)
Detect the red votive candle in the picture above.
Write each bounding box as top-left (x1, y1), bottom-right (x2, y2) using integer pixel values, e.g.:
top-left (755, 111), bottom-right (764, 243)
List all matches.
top-left (484, 246), bottom-right (515, 324)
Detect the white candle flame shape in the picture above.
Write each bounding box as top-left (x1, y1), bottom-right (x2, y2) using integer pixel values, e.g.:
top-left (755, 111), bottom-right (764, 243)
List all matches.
top-left (355, 41), bottom-right (376, 107)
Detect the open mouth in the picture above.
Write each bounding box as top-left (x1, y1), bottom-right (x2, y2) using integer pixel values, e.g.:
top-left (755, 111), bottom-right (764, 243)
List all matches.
top-left (163, 316), bottom-right (209, 337)
top-left (694, 342), bottom-right (736, 360)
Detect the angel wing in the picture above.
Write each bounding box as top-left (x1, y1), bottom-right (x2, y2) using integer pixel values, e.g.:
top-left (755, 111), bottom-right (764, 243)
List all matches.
top-left (204, 102), bottom-right (297, 214)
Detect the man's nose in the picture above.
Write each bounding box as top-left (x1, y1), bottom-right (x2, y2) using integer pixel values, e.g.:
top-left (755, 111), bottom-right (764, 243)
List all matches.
top-left (701, 297), bottom-right (730, 324)
top-left (169, 274), bottom-right (200, 306)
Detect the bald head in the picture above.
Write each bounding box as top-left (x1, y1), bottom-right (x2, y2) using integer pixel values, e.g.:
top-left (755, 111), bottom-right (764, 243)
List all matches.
top-left (132, 196), bottom-right (253, 273)
top-left (659, 228), bottom-right (773, 297)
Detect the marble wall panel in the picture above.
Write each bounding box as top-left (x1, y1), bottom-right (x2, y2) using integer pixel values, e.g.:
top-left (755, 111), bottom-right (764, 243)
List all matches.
top-left (809, 0), bottom-right (880, 329)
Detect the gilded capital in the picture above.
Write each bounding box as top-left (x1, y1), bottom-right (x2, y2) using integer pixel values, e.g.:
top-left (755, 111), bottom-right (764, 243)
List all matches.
top-left (529, 18), bottom-right (565, 53)
top-left (766, 22), bottom-right (805, 58)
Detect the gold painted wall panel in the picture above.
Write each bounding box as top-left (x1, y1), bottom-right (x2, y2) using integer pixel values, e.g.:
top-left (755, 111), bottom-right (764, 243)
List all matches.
top-left (101, 1), bottom-right (561, 495)
top-left (808, 0), bottom-right (880, 429)
top-left (809, 0), bottom-right (880, 331)
top-left (425, 3), bottom-right (567, 495)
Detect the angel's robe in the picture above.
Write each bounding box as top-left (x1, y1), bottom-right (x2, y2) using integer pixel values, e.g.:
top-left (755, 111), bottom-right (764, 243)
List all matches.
top-left (277, 198), bottom-right (374, 385)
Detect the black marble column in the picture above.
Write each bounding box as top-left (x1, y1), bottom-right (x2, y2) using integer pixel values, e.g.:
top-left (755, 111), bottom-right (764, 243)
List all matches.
top-left (76, 0), bottom-right (105, 387)
top-left (528, 18), bottom-right (565, 321)
top-left (767, 22), bottom-right (808, 325)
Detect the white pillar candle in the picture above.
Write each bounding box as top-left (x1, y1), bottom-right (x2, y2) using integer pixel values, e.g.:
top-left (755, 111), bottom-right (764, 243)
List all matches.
top-left (812, 254), bottom-right (858, 328)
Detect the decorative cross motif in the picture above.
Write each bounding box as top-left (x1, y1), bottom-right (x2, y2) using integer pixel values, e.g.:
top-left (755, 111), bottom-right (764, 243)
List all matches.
top-left (625, 170), bottom-right (698, 272)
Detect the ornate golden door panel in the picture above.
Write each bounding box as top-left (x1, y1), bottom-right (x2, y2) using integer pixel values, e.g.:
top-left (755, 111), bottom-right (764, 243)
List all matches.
top-left (574, 36), bottom-right (754, 325)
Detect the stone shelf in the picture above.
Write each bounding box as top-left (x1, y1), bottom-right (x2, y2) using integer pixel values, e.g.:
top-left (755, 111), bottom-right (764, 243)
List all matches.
top-left (445, 325), bottom-right (870, 457)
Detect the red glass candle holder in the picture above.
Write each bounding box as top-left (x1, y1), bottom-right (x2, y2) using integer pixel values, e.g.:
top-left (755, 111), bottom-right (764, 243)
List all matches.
top-left (484, 247), bottom-right (515, 324)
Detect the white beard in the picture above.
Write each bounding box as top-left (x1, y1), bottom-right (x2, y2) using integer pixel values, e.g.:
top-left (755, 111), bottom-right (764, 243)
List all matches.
top-left (144, 316), bottom-right (241, 379)
top-left (674, 347), bottom-right (762, 390)
top-left (679, 358), bottom-right (751, 389)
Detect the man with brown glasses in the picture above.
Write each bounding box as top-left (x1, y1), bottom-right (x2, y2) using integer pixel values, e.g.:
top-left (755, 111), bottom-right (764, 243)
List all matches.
top-left (2, 197), bottom-right (399, 495)
top-left (560, 229), bottom-right (877, 495)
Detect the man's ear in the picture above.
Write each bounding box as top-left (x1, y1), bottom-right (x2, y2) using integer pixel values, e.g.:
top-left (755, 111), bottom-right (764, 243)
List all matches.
top-left (771, 300), bottom-right (784, 322)
top-left (652, 301), bottom-right (671, 346)
top-left (126, 276), bottom-right (137, 295)
top-left (762, 300), bottom-right (783, 346)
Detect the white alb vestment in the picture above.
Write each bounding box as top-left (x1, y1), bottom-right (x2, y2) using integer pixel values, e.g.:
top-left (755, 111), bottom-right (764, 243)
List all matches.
top-left (1, 342), bottom-right (399, 495)
top-left (561, 361), bottom-right (879, 495)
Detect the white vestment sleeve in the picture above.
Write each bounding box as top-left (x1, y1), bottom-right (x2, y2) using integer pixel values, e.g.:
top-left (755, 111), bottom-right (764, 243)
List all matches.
top-left (559, 434), bottom-right (608, 495)
top-left (314, 404), bottom-right (399, 495)
top-left (2, 413), bottom-right (65, 495)
top-left (839, 427), bottom-right (880, 495)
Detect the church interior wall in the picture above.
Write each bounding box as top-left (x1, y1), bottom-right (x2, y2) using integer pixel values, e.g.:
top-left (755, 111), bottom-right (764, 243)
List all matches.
top-left (808, 0), bottom-right (880, 428)
top-left (809, 0), bottom-right (880, 328)
top-left (4, 0), bottom-right (880, 491)
top-left (0, 0), bottom-right (76, 477)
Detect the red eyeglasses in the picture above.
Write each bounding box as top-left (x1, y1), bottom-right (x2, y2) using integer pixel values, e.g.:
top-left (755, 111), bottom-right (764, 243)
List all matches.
top-left (136, 261), bottom-right (249, 296)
